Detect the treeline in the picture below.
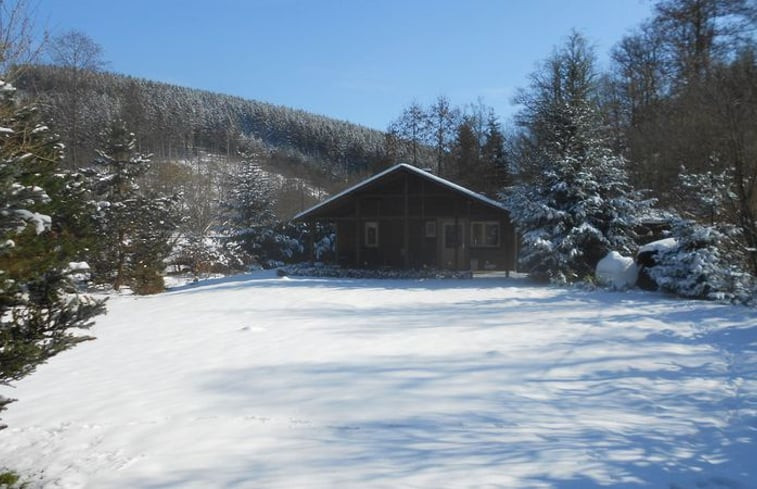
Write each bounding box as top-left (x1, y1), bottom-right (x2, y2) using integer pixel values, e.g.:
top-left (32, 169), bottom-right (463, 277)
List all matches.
top-left (384, 97), bottom-right (509, 197)
top-left (604, 0), bottom-right (756, 216)
top-left (13, 64), bottom-right (389, 182)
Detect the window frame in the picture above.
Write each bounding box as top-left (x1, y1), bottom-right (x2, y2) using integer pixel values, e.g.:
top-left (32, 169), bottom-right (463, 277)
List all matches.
top-left (424, 220), bottom-right (437, 238)
top-left (364, 221), bottom-right (379, 248)
top-left (470, 221), bottom-right (501, 248)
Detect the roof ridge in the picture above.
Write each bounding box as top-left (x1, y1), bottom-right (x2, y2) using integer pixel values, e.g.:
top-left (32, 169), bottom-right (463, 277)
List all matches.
top-left (293, 163), bottom-right (506, 221)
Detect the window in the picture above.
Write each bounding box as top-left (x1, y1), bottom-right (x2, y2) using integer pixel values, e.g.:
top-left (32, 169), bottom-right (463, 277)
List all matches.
top-left (364, 221), bottom-right (379, 247)
top-left (470, 221), bottom-right (500, 248)
top-left (425, 220), bottom-right (437, 238)
top-left (443, 223), bottom-right (463, 248)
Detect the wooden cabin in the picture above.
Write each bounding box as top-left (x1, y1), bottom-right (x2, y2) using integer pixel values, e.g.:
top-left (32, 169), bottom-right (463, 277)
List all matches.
top-left (293, 163), bottom-right (518, 271)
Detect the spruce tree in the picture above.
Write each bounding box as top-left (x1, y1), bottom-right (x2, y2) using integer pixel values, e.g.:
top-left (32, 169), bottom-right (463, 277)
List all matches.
top-left (222, 155), bottom-right (278, 267)
top-left (505, 33), bottom-right (650, 283)
top-left (85, 121), bottom-right (178, 293)
top-left (450, 118), bottom-right (480, 186)
top-left (648, 218), bottom-right (753, 303)
top-left (479, 115), bottom-right (510, 196)
top-left (0, 79), bottom-right (105, 427)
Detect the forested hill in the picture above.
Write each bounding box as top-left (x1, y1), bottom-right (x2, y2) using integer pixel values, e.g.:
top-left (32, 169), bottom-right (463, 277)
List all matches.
top-left (14, 65), bottom-right (390, 182)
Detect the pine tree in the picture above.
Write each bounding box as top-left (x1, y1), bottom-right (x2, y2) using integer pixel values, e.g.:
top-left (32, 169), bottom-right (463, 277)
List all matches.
top-left (481, 118), bottom-right (506, 170)
top-left (644, 165), bottom-right (756, 302)
top-left (479, 114), bottom-right (510, 196)
top-left (450, 117), bottom-right (480, 186)
top-left (0, 79), bottom-right (105, 428)
top-left (677, 161), bottom-right (733, 226)
top-left (388, 102), bottom-right (425, 166)
top-left (222, 154), bottom-right (277, 266)
top-left (505, 33), bottom-right (650, 283)
top-left (85, 121), bottom-right (178, 293)
top-left (648, 218), bottom-right (753, 302)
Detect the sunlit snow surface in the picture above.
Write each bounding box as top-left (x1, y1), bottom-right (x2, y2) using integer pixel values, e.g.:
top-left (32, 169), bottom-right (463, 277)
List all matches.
top-left (1, 271), bottom-right (755, 488)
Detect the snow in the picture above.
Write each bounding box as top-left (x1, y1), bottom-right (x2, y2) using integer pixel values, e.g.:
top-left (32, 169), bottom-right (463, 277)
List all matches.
top-left (14, 209), bottom-right (52, 234)
top-left (1, 272), bottom-right (755, 488)
top-left (66, 262), bottom-right (90, 272)
top-left (639, 238), bottom-right (678, 254)
top-left (66, 262), bottom-right (92, 283)
top-left (596, 251), bottom-right (638, 288)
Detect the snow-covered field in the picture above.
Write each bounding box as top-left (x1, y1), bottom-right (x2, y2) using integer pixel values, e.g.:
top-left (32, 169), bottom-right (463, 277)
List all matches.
top-left (1, 272), bottom-right (755, 489)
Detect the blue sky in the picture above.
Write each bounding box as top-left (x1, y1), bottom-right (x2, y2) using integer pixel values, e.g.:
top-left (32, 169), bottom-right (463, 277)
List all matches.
top-left (37, 0), bottom-right (652, 131)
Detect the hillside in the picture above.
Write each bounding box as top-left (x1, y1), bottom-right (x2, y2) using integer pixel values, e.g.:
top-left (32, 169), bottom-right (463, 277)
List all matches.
top-left (0, 273), bottom-right (755, 488)
top-left (13, 65), bottom-right (394, 184)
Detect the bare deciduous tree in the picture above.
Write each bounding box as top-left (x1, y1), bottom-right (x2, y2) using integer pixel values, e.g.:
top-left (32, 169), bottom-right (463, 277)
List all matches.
top-left (426, 95), bottom-right (460, 176)
top-left (46, 29), bottom-right (107, 72)
top-left (43, 30), bottom-right (108, 166)
top-left (387, 101), bottom-right (428, 167)
top-left (0, 0), bottom-right (46, 78)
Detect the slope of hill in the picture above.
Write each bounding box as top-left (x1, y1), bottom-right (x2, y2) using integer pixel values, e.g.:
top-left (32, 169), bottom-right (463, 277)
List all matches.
top-left (14, 65), bottom-right (392, 183)
top-left (0, 273), bottom-right (755, 488)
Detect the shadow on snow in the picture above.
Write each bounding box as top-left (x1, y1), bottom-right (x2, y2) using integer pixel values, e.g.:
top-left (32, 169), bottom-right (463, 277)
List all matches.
top-left (141, 271), bottom-right (757, 488)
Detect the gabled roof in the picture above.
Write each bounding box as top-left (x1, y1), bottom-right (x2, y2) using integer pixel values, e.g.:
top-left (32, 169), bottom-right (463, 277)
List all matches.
top-left (293, 163), bottom-right (507, 221)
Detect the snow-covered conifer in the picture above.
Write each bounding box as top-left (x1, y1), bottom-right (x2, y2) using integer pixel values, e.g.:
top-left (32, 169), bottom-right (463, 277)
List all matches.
top-left (85, 121), bottom-right (179, 292)
top-left (221, 154), bottom-right (277, 266)
top-left (0, 79), bottom-right (105, 427)
top-left (505, 33), bottom-right (650, 283)
top-left (678, 161), bottom-right (734, 226)
top-left (647, 219), bottom-right (754, 303)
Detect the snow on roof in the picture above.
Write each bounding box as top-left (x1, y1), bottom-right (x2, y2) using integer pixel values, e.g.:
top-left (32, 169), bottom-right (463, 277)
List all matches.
top-left (293, 163), bottom-right (507, 220)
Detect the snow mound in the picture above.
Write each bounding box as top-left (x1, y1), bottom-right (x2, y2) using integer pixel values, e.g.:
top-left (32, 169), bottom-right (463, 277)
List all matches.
top-left (639, 237), bottom-right (678, 254)
top-left (595, 251), bottom-right (638, 288)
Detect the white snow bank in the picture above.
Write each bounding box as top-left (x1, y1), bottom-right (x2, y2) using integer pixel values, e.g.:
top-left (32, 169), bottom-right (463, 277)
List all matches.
top-left (595, 251), bottom-right (638, 288)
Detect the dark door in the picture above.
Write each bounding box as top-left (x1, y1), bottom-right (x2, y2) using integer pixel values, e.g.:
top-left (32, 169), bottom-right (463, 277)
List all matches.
top-left (440, 219), bottom-right (466, 269)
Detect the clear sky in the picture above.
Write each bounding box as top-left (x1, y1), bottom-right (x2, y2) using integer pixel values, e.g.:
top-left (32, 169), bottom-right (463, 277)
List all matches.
top-left (36, 0), bottom-right (653, 131)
